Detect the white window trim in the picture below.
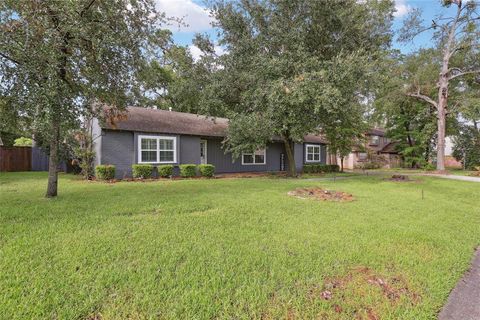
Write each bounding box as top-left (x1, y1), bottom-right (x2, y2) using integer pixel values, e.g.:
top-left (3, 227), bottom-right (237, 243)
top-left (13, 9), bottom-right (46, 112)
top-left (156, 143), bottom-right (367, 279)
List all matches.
top-left (200, 139), bottom-right (208, 164)
top-left (138, 135), bottom-right (177, 164)
top-left (305, 144), bottom-right (321, 163)
top-left (241, 149), bottom-right (266, 165)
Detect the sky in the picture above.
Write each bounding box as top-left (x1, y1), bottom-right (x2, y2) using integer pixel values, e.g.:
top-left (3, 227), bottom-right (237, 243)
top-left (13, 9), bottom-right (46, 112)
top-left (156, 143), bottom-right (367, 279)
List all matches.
top-left (155, 0), bottom-right (463, 59)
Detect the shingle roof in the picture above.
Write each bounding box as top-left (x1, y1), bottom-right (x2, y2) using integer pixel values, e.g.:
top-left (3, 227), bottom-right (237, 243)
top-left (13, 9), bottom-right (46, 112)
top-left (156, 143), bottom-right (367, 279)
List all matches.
top-left (366, 128), bottom-right (386, 136)
top-left (380, 141), bottom-right (399, 154)
top-left (102, 107), bottom-right (228, 137)
top-left (101, 107), bottom-right (327, 143)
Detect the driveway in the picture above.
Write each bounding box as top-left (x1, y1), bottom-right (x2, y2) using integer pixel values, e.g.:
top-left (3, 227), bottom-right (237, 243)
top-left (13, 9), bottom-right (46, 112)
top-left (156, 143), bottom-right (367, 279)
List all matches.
top-left (438, 248), bottom-right (480, 320)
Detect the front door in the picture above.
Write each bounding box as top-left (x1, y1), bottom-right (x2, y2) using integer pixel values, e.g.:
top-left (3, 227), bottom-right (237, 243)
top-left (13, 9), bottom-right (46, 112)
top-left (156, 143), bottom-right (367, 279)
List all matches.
top-left (200, 140), bottom-right (207, 164)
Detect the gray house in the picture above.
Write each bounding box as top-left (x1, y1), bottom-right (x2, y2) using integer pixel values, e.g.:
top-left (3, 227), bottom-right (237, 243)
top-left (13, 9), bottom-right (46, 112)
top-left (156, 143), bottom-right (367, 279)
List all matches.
top-left (93, 107), bottom-right (327, 178)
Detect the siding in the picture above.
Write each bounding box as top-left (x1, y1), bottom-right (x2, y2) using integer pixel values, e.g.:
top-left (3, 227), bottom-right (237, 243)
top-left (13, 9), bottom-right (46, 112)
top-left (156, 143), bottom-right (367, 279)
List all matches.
top-left (206, 139), bottom-right (288, 173)
top-left (100, 130), bottom-right (326, 178)
top-left (101, 130), bottom-right (135, 178)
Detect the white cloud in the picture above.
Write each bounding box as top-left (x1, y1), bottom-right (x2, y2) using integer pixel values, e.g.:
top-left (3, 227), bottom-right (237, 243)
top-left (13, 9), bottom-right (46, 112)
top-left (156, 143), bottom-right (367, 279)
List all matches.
top-left (156, 0), bottom-right (214, 32)
top-left (189, 45), bottom-right (225, 61)
top-left (394, 0), bottom-right (411, 17)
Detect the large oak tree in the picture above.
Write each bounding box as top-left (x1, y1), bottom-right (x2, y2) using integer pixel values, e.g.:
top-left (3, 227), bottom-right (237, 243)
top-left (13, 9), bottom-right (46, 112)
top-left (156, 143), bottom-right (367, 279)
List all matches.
top-left (0, 0), bottom-right (170, 197)
top-left (201, 0), bottom-right (394, 176)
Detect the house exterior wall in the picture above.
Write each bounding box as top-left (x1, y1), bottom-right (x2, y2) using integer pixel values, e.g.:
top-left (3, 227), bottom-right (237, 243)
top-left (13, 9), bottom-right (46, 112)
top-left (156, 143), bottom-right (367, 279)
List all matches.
top-left (99, 129), bottom-right (326, 178)
top-left (100, 130), bottom-right (135, 178)
top-left (205, 138), bottom-right (286, 173)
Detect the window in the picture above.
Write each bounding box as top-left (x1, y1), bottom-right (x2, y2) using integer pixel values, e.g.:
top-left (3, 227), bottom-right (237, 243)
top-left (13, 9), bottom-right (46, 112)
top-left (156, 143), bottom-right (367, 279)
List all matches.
top-left (358, 152), bottom-right (368, 161)
top-left (370, 135), bottom-right (380, 145)
top-left (305, 144), bottom-right (321, 162)
top-left (138, 135), bottom-right (176, 163)
top-left (242, 149), bottom-right (266, 165)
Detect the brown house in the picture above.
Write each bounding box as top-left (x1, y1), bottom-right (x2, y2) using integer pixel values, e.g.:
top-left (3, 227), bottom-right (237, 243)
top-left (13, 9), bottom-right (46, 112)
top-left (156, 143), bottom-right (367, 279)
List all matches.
top-left (337, 129), bottom-right (401, 169)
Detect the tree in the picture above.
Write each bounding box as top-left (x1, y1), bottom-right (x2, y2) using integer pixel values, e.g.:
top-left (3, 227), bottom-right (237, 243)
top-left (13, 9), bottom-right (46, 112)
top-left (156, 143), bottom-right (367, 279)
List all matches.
top-left (399, 0), bottom-right (480, 171)
top-left (375, 51), bottom-right (441, 168)
top-left (202, 0), bottom-right (394, 176)
top-left (1, 0), bottom-right (170, 197)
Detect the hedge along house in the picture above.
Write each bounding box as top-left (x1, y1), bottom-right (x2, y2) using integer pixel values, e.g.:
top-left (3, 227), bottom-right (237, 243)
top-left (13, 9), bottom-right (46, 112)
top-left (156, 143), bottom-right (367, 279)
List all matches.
top-left (93, 107), bottom-right (327, 178)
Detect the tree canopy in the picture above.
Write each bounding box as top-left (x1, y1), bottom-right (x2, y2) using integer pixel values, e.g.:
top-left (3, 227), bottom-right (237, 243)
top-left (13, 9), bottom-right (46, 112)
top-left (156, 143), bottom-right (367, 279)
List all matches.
top-left (0, 0), bottom-right (171, 196)
top-left (197, 0), bottom-right (394, 175)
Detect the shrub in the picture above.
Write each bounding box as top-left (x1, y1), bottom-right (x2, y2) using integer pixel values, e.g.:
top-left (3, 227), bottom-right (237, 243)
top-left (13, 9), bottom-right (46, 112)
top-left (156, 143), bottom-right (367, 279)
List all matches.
top-left (132, 164), bottom-right (154, 179)
top-left (355, 162), bottom-right (381, 170)
top-left (95, 165), bottom-right (116, 180)
top-left (198, 164), bottom-right (215, 177)
top-left (180, 164), bottom-right (197, 178)
top-left (303, 164), bottom-right (314, 173)
top-left (422, 163), bottom-right (436, 171)
top-left (158, 165), bottom-right (174, 178)
top-left (13, 137), bottom-right (33, 147)
top-left (327, 164), bottom-right (340, 172)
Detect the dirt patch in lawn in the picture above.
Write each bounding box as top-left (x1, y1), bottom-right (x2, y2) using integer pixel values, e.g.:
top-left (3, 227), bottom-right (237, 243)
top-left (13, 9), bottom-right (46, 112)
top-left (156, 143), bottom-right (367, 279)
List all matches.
top-left (288, 187), bottom-right (354, 202)
top-left (262, 266), bottom-right (420, 319)
top-left (384, 175), bottom-right (422, 183)
top-left (312, 267), bottom-right (421, 319)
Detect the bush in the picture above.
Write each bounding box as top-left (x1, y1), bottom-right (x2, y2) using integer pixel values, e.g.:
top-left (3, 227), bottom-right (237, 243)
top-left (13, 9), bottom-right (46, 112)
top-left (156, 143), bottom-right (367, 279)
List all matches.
top-left (132, 164), bottom-right (154, 179)
top-left (422, 163), bottom-right (436, 171)
top-left (13, 137), bottom-right (33, 147)
top-left (180, 164), bottom-right (197, 178)
top-left (303, 164), bottom-right (314, 173)
top-left (158, 165), bottom-right (174, 178)
top-left (326, 164), bottom-right (340, 172)
top-left (198, 164), bottom-right (215, 177)
top-left (95, 165), bottom-right (116, 180)
top-left (303, 164), bottom-right (339, 174)
top-left (355, 162), bottom-right (381, 170)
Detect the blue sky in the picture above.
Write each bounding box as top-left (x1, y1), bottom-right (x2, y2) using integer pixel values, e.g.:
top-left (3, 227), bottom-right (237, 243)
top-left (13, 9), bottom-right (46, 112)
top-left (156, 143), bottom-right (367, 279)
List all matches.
top-left (155, 0), bottom-right (461, 58)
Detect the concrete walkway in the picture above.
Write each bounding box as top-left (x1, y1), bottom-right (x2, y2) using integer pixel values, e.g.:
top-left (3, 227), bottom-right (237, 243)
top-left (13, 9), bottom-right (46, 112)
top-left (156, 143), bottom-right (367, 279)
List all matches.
top-left (438, 248), bottom-right (480, 320)
top-left (359, 170), bottom-right (480, 183)
top-left (419, 174), bottom-right (480, 183)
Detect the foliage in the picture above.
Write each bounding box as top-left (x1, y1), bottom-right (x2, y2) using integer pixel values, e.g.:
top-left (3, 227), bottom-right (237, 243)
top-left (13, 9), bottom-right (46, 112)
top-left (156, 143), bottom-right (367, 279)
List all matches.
top-left (303, 164), bottom-right (340, 174)
top-left (132, 164), bottom-right (154, 179)
top-left (179, 164), bottom-right (197, 178)
top-left (0, 0), bottom-right (171, 196)
top-left (1, 172), bottom-right (480, 319)
top-left (72, 117), bottom-right (98, 180)
top-left (355, 162), bottom-right (381, 170)
top-left (398, 0), bottom-right (480, 170)
top-left (198, 164), bottom-right (215, 177)
top-left (452, 125), bottom-right (480, 170)
top-left (13, 137), bottom-right (32, 147)
top-left (375, 51), bottom-right (440, 168)
top-left (422, 163), bottom-right (436, 171)
top-left (158, 165), bottom-right (174, 178)
top-left (95, 165), bottom-right (116, 181)
top-left (200, 0), bottom-right (394, 176)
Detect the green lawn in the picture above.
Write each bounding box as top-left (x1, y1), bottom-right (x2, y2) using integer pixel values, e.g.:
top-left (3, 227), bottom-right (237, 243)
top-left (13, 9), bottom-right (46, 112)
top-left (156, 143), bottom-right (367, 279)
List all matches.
top-left (1, 172), bottom-right (479, 319)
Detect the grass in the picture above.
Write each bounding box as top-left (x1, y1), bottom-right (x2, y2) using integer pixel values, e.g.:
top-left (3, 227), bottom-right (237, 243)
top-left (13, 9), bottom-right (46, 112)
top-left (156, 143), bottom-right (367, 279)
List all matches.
top-left (1, 172), bottom-right (479, 319)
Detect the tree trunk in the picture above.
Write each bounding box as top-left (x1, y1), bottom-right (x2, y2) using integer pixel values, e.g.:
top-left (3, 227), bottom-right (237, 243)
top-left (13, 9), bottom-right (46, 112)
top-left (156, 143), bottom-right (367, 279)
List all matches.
top-left (46, 120), bottom-right (60, 198)
top-left (283, 137), bottom-right (297, 177)
top-left (436, 57), bottom-right (449, 171)
top-left (340, 157), bottom-right (344, 172)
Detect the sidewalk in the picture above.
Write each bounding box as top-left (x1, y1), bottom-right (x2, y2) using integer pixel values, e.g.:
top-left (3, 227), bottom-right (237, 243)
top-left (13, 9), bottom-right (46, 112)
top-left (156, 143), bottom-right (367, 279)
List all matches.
top-left (438, 248), bottom-right (480, 320)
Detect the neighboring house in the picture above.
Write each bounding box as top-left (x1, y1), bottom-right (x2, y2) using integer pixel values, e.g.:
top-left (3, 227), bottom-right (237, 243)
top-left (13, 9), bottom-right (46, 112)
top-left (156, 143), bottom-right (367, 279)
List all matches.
top-left (93, 107), bottom-right (327, 178)
top-left (444, 136), bottom-right (462, 168)
top-left (339, 128), bottom-right (401, 169)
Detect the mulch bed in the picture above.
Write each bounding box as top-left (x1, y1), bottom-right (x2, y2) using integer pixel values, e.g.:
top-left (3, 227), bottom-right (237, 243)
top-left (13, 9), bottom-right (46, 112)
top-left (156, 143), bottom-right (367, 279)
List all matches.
top-left (384, 175), bottom-right (422, 183)
top-left (288, 187), bottom-right (354, 202)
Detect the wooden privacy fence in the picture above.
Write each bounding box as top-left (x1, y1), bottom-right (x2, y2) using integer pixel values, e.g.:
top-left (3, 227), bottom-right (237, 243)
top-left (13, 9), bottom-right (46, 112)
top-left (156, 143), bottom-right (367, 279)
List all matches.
top-left (0, 146), bottom-right (32, 172)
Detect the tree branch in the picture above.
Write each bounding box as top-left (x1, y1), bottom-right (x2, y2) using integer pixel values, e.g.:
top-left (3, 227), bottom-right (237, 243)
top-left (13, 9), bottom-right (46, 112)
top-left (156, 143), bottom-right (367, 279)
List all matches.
top-left (0, 51), bottom-right (21, 65)
top-left (449, 69), bottom-right (480, 81)
top-left (406, 91), bottom-right (438, 108)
